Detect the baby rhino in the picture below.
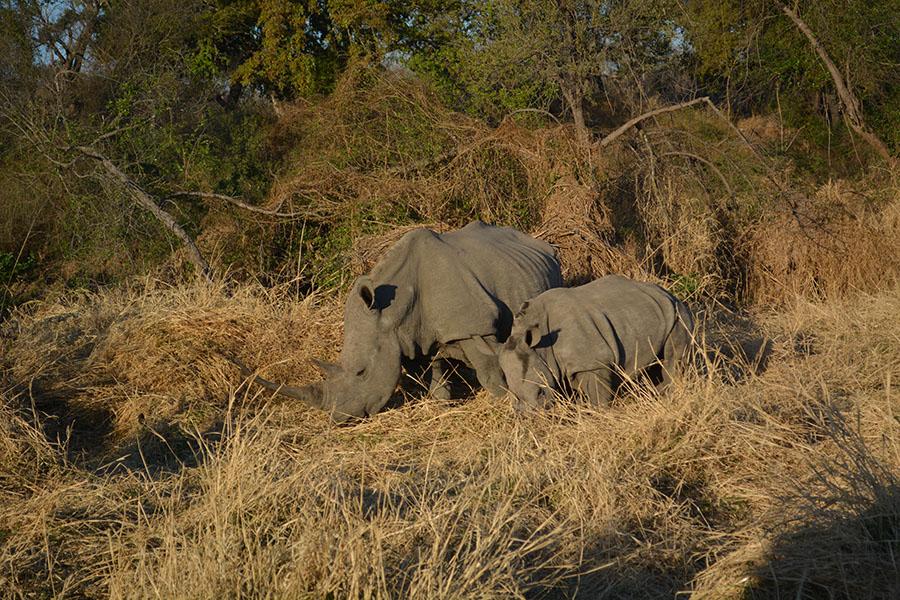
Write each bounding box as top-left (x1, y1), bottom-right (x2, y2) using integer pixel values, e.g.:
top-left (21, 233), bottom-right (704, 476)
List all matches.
top-left (499, 275), bottom-right (694, 411)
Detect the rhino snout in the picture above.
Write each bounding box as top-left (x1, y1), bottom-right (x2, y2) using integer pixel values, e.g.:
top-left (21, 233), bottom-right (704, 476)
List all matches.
top-left (511, 387), bottom-right (549, 414)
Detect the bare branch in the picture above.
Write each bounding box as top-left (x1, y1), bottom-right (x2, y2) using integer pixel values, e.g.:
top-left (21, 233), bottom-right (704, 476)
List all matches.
top-left (661, 151), bottom-right (733, 200)
top-left (597, 97), bottom-right (709, 149)
top-left (501, 108), bottom-right (561, 125)
top-left (74, 147), bottom-right (212, 280)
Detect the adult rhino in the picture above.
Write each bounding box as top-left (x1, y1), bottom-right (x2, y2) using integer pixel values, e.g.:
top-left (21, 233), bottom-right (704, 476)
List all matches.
top-left (243, 221), bottom-right (562, 422)
top-left (499, 275), bottom-right (694, 411)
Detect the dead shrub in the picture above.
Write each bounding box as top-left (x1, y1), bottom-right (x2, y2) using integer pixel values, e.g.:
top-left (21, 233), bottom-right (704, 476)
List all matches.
top-left (534, 174), bottom-right (648, 284)
top-left (745, 179), bottom-right (900, 305)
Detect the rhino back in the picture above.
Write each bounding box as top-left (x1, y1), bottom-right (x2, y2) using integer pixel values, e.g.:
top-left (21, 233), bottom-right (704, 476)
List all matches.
top-left (427, 222), bottom-right (561, 343)
top-left (540, 276), bottom-right (678, 375)
top-left (368, 222), bottom-right (561, 354)
top-left (443, 222), bottom-right (561, 306)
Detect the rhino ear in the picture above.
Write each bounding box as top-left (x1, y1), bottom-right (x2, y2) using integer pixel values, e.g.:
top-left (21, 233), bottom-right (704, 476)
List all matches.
top-left (358, 277), bottom-right (376, 310)
top-left (523, 325), bottom-right (542, 349)
top-left (378, 284), bottom-right (414, 328)
top-left (515, 301), bottom-right (530, 318)
top-left (312, 358), bottom-right (342, 378)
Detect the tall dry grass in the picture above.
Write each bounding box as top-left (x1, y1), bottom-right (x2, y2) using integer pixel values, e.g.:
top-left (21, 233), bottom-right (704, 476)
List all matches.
top-left (2, 274), bottom-right (898, 598)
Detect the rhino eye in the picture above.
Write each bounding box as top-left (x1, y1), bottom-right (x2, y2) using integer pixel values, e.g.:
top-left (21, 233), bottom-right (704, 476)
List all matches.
top-left (356, 368), bottom-right (366, 377)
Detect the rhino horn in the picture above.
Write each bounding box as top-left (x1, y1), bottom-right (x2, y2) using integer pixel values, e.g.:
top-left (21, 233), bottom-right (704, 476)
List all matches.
top-left (250, 376), bottom-right (326, 410)
top-left (226, 353), bottom-right (326, 410)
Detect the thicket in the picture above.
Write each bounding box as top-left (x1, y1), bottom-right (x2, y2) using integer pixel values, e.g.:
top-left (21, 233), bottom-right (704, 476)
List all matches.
top-left (1, 0), bottom-right (898, 312)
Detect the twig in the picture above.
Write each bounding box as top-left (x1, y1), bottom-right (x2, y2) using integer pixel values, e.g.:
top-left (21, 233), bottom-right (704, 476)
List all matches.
top-left (661, 151), bottom-right (734, 200)
top-left (74, 146), bottom-right (212, 280)
top-left (168, 191), bottom-right (308, 218)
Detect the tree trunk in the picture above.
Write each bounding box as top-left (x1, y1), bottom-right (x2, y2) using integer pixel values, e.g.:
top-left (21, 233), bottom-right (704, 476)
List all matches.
top-left (560, 81), bottom-right (590, 145)
top-left (777, 2), bottom-right (892, 161)
top-left (571, 100), bottom-right (588, 145)
top-left (66, 1), bottom-right (101, 74)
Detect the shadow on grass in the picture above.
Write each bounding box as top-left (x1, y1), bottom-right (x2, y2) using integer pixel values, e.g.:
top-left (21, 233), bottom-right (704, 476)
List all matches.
top-left (699, 307), bottom-right (776, 384)
top-left (533, 484), bottom-right (899, 599)
top-left (745, 487), bottom-right (899, 599)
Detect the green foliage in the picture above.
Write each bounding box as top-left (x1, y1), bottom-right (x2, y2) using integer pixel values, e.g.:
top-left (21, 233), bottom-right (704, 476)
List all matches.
top-left (683, 0), bottom-right (900, 155)
top-left (0, 252), bottom-right (35, 283)
top-left (410, 0), bottom-right (680, 124)
top-left (668, 272), bottom-right (700, 301)
top-left (0, 2), bottom-right (37, 93)
top-left (0, 0), bottom-right (897, 307)
top-left (196, 0), bottom-right (434, 98)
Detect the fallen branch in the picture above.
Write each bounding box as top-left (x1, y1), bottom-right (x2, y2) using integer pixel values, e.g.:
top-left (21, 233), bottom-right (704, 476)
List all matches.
top-left (596, 96), bottom-right (769, 163)
top-left (599, 96), bottom-right (822, 236)
top-left (169, 191), bottom-right (308, 218)
top-left (75, 146), bottom-right (212, 280)
top-left (597, 97), bottom-right (709, 149)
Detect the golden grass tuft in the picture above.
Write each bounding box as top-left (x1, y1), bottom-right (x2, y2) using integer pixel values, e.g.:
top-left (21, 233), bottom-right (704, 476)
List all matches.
top-left (2, 278), bottom-right (342, 447)
top-left (745, 180), bottom-right (900, 305)
top-left (2, 274), bottom-right (898, 598)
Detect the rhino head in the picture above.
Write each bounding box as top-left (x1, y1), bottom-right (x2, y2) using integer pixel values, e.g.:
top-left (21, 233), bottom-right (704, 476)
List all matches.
top-left (498, 311), bottom-right (556, 412)
top-left (253, 276), bottom-right (410, 422)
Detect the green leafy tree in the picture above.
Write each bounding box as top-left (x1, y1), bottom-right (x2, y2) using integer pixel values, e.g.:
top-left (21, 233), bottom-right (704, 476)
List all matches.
top-left (409, 0), bottom-right (679, 140)
top-left (0, 0), bottom-right (278, 281)
top-left (195, 0), bottom-right (444, 101)
top-left (683, 0), bottom-right (898, 159)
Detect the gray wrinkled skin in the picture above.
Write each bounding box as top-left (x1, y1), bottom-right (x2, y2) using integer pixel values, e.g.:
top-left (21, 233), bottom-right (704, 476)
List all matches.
top-left (256, 221), bottom-right (562, 422)
top-left (499, 275), bottom-right (694, 411)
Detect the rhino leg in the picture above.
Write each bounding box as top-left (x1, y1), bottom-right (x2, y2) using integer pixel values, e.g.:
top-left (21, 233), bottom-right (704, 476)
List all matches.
top-left (458, 336), bottom-right (506, 397)
top-left (572, 368), bottom-right (615, 407)
top-left (428, 358), bottom-right (452, 400)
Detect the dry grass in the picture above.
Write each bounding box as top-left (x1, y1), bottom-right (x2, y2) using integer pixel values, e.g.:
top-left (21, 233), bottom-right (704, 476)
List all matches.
top-left (2, 70), bottom-right (898, 598)
top-left (1, 273), bottom-right (898, 599)
top-left (745, 178), bottom-right (900, 305)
